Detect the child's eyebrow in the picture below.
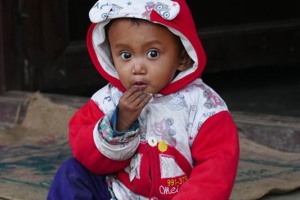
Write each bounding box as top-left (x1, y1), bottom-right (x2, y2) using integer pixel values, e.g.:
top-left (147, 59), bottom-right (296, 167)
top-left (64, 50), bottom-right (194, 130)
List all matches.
top-left (112, 40), bottom-right (164, 49)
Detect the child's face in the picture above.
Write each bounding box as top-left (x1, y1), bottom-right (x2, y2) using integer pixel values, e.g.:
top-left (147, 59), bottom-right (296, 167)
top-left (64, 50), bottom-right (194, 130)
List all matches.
top-left (108, 18), bottom-right (188, 94)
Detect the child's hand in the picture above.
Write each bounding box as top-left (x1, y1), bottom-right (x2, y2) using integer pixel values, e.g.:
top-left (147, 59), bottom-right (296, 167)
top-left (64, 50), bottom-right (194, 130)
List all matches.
top-left (117, 86), bottom-right (152, 131)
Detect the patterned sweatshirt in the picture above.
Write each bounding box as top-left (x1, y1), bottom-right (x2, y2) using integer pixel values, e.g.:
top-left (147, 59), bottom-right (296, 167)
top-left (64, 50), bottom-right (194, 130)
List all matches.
top-left (69, 0), bottom-right (240, 199)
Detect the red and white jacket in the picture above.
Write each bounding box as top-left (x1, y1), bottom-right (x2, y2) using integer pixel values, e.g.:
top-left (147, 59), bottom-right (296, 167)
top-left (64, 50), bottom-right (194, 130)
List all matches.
top-left (69, 0), bottom-right (239, 199)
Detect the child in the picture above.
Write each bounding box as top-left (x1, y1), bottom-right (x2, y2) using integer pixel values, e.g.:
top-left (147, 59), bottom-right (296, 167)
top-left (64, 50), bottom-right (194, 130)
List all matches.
top-left (48, 0), bottom-right (239, 199)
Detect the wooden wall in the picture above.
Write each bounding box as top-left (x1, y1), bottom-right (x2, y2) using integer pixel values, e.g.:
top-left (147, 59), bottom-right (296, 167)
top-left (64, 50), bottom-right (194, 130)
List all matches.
top-left (0, 1), bottom-right (4, 93)
top-left (0, 0), bottom-right (300, 96)
top-left (0, 0), bottom-right (67, 92)
top-left (0, 0), bottom-right (16, 93)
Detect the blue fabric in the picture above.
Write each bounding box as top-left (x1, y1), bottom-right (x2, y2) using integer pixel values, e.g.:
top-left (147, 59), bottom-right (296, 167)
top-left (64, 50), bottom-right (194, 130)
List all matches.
top-left (111, 106), bottom-right (139, 136)
top-left (47, 157), bottom-right (111, 200)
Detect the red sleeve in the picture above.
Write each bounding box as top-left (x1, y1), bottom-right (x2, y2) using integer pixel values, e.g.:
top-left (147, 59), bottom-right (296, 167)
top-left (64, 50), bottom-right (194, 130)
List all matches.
top-left (69, 99), bottom-right (131, 174)
top-left (174, 111), bottom-right (240, 200)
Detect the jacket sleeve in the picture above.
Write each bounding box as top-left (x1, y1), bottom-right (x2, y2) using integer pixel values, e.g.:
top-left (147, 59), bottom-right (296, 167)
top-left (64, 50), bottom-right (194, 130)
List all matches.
top-left (173, 111), bottom-right (240, 200)
top-left (69, 99), bottom-right (132, 175)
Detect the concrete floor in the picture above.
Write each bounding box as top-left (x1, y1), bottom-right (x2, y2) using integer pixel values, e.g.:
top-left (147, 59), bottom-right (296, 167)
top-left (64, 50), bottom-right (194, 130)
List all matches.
top-left (261, 190), bottom-right (300, 200)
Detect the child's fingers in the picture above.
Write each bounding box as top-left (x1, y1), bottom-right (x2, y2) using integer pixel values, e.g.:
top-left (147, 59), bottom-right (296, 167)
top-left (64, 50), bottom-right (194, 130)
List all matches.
top-left (136, 92), bottom-right (152, 108)
top-left (122, 86), bottom-right (151, 107)
top-left (122, 86), bottom-right (140, 99)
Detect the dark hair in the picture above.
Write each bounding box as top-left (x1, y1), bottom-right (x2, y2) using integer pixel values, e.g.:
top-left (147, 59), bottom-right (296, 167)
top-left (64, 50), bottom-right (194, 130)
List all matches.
top-left (105, 18), bottom-right (183, 50)
top-left (106, 18), bottom-right (147, 32)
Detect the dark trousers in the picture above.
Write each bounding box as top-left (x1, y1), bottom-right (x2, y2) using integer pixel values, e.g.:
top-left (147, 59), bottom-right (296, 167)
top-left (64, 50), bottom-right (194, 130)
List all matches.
top-left (47, 157), bottom-right (112, 200)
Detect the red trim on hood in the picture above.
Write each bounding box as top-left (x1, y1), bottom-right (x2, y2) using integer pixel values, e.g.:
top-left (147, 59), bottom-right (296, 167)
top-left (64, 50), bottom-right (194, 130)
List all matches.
top-left (152, 0), bottom-right (207, 95)
top-left (86, 24), bottom-right (126, 92)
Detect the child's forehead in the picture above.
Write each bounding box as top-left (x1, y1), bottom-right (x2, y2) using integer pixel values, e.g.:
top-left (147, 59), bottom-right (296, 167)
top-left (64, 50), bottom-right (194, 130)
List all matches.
top-left (107, 18), bottom-right (180, 42)
top-left (107, 18), bottom-right (175, 36)
top-left (108, 18), bottom-right (181, 46)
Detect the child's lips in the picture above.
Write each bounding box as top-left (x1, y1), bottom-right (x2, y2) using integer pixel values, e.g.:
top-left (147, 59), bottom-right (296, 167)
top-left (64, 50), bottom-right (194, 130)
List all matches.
top-left (133, 81), bottom-right (147, 89)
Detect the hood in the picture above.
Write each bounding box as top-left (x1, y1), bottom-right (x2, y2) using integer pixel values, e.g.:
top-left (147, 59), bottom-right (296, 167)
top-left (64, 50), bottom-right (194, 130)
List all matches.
top-left (86, 0), bottom-right (206, 95)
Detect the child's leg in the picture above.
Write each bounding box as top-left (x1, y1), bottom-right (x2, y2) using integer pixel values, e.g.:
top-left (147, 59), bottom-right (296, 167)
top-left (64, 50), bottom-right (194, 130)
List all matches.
top-left (47, 157), bottom-right (111, 200)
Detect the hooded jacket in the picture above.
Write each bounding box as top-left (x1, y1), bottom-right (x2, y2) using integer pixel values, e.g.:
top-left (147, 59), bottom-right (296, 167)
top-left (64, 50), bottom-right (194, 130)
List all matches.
top-left (69, 0), bottom-right (239, 199)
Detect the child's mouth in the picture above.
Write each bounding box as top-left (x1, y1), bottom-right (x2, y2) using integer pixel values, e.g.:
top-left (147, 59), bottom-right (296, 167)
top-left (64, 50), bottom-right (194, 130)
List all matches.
top-left (134, 81), bottom-right (146, 90)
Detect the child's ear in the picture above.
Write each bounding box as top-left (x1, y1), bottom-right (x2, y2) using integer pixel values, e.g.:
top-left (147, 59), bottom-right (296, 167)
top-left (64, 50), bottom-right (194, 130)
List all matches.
top-left (177, 50), bottom-right (194, 71)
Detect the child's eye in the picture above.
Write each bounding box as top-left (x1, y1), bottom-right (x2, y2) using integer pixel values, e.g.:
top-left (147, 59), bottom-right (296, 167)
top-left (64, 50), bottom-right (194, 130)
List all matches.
top-left (147, 50), bottom-right (159, 58)
top-left (120, 51), bottom-right (131, 59)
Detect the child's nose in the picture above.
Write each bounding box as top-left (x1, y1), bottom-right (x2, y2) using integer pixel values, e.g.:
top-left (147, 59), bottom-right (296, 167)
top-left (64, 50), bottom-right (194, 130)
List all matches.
top-left (132, 60), bottom-right (146, 74)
